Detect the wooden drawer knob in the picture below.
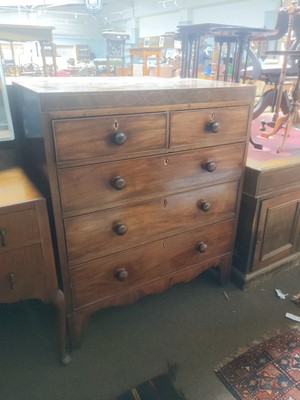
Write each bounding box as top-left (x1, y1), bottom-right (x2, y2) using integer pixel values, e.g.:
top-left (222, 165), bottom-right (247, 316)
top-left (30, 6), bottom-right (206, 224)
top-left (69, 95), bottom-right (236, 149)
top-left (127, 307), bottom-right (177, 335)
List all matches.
top-left (115, 268), bottom-right (128, 281)
top-left (111, 176), bottom-right (126, 190)
top-left (0, 228), bottom-right (6, 247)
top-left (204, 161), bottom-right (216, 172)
top-left (114, 222), bottom-right (128, 235)
top-left (208, 120), bottom-right (220, 133)
top-left (112, 132), bottom-right (127, 145)
top-left (199, 200), bottom-right (211, 212)
top-left (197, 242), bottom-right (208, 253)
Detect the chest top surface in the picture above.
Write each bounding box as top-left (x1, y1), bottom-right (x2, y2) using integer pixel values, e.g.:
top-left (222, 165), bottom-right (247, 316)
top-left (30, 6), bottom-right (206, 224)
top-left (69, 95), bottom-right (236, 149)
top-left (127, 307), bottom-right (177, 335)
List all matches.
top-left (0, 167), bottom-right (41, 208)
top-left (13, 77), bottom-right (255, 113)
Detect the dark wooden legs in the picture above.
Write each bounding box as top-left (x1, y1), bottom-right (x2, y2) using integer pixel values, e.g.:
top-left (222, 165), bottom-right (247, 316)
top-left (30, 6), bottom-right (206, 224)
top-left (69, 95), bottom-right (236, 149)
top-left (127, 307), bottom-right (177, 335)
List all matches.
top-left (51, 289), bottom-right (72, 365)
top-left (217, 255), bottom-right (232, 286)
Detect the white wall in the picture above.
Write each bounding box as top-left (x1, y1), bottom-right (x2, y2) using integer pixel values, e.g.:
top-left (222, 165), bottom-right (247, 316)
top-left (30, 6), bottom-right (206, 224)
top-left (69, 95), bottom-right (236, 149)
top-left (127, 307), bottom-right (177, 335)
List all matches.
top-left (192, 0), bottom-right (279, 27)
top-left (139, 10), bottom-right (189, 37)
top-left (139, 0), bottom-right (281, 37)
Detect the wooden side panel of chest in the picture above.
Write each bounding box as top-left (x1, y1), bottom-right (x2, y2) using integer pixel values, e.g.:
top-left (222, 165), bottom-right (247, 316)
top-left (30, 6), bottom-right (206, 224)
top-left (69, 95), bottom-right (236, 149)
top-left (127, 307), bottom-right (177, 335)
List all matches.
top-left (0, 167), bottom-right (70, 363)
top-left (15, 78), bottom-right (255, 346)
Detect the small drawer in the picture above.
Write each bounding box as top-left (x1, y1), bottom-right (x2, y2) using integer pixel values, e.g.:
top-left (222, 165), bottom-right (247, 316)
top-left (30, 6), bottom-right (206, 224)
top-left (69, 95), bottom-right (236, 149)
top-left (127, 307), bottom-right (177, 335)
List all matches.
top-left (70, 219), bottom-right (235, 309)
top-left (53, 113), bottom-right (167, 163)
top-left (58, 142), bottom-right (246, 216)
top-left (0, 244), bottom-right (45, 303)
top-left (171, 106), bottom-right (249, 148)
top-left (0, 209), bottom-right (40, 251)
top-left (64, 181), bottom-right (239, 264)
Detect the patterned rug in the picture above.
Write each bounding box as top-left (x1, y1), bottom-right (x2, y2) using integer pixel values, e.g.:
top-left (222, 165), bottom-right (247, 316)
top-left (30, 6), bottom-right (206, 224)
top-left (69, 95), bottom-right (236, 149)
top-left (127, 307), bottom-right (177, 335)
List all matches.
top-left (215, 327), bottom-right (300, 399)
top-left (116, 373), bottom-right (185, 400)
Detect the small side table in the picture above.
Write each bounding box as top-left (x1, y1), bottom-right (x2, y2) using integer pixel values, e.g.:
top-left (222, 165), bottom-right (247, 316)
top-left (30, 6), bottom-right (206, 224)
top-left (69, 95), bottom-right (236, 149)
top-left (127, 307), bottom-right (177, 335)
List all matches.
top-left (0, 167), bottom-right (71, 364)
top-left (129, 47), bottom-right (162, 76)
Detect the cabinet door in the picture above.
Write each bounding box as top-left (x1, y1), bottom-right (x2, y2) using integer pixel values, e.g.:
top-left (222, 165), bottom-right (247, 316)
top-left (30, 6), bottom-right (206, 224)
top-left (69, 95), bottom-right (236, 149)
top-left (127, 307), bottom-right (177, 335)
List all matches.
top-left (253, 190), bottom-right (300, 271)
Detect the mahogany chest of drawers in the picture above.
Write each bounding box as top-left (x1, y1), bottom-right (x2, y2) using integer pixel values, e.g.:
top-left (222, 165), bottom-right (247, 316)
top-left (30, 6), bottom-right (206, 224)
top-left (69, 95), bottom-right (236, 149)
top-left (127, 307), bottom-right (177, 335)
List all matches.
top-left (0, 167), bottom-right (70, 363)
top-left (15, 77), bottom-right (255, 346)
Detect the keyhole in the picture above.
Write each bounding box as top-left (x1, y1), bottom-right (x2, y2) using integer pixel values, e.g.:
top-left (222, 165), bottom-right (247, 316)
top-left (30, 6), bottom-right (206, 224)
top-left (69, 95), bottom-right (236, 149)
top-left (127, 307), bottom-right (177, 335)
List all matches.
top-left (163, 199), bottom-right (168, 208)
top-left (162, 241), bottom-right (166, 248)
top-left (114, 120), bottom-right (119, 130)
top-left (164, 157), bottom-right (169, 166)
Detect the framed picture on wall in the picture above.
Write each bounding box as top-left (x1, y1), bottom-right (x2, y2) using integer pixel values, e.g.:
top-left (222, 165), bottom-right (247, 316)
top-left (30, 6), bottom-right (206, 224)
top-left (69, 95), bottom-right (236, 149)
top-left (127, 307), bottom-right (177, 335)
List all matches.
top-left (159, 36), bottom-right (165, 47)
top-left (144, 37), bottom-right (150, 47)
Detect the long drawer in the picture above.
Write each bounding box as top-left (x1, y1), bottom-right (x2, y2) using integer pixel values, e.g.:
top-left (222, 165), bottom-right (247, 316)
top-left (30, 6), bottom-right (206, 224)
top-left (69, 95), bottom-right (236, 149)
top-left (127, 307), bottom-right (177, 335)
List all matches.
top-left (70, 219), bottom-right (235, 309)
top-left (64, 180), bottom-right (239, 264)
top-left (171, 106), bottom-right (249, 148)
top-left (58, 142), bottom-right (246, 216)
top-left (53, 113), bottom-right (167, 163)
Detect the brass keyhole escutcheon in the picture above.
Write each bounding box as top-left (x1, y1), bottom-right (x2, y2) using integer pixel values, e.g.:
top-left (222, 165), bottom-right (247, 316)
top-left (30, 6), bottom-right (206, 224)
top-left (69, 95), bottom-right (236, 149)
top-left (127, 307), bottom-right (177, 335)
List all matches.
top-left (164, 157), bottom-right (169, 166)
top-left (114, 120), bottom-right (119, 130)
top-left (163, 199), bottom-right (168, 208)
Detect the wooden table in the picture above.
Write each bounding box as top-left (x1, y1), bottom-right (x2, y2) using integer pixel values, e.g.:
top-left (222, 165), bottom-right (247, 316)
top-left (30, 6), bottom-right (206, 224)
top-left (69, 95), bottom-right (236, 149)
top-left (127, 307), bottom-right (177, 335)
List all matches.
top-left (129, 47), bottom-right (162, 76)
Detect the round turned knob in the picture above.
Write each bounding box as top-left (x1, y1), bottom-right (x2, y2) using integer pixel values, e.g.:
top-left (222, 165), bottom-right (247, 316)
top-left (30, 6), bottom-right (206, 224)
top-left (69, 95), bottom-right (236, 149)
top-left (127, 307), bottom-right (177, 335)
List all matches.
top-left (114, 222), bottom-right (128, 235)
top-left (111, 176), bottom-right (126, 190)
top-left (115, 267), bottom-right (128, 281)
top-left (204, 161), bottom-right (216, 172)
top-left (199, 200), bottom-right (211, 212)
top-left (208, 121), bottom-right (220, 133)
top-left (112, 132), bottom-right (127, 145)
top-left (197, 242), bottom-right (208, 253)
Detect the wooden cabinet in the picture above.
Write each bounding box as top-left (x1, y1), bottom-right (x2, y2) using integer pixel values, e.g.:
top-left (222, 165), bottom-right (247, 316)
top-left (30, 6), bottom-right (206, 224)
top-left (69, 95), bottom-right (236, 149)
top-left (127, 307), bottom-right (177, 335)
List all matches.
top-left (0, 167), bottom-right (71, 364)
top-left (233, 156), bottom-right (300, 288)
top-left (15, 77), bottom-right (255, 346)
top-left (75, 44), bottom-right (90, 61)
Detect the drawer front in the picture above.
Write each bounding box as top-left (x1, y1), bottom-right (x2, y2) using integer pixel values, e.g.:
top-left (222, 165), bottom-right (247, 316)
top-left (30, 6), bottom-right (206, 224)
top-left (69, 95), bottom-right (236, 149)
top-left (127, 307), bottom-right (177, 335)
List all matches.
top-left (53, 113), bottom-right (167, 163)
top-left (0, 245), bottom-right (45, 302)
top-left (70, 219), bottom-right (235, 309)
top-left (65, 181), bottom-right (239, 263)
top-left (59, 142), bottom-right (246, 215)
top-left (0, 209), bottom-right (40, 251)
top-left (171, 106), bottom-right (249, 147)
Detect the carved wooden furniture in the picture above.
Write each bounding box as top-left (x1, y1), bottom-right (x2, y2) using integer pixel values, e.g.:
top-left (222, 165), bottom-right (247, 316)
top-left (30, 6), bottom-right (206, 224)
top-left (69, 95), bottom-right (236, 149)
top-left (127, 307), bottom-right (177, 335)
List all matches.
top-left (260, 50), bottom-right (300, 153)
top-left (257, 2), bottom-right (300, 129)
top-left (129, 47), bottom-right (162, 76)
top-left (233, 148), bottom-right (300, 288)
top-left (14, 77), bottom-right (255, 346)
top-left (176, 23), bottom-right (224, 78)
top-left (0, 167), bottom-right (70, 364)
top-left (103, 31), bottom-right (130, 76)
